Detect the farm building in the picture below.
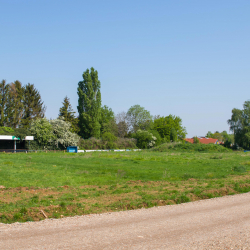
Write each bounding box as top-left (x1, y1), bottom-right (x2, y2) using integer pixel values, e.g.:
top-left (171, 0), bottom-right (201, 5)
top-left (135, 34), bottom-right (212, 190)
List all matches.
top-left (0, 135), bottom-right (34, 152)
top-left (184, 137), bottom-right (222, 144)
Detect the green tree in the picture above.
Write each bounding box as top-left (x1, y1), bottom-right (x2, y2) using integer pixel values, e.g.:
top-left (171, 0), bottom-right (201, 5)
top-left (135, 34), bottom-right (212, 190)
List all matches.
top-left (153, 115), bottom-right (186, 141)
top-left (206, 131), bottom-right (214, 138)
top-left (170, 128), bottom-right (177, 142)
top-left (126, 105), bottom-right (152, 133)
top-left (59, 96), bottom-right (79, 134)
top-left (193, 136), bottom-right (200, 144)
top-left (100, 105), bottom-right (117, 135)
top-left (29, 118), bottom-right (54, 148)
top-left (21, 83), bottom-right (46, 128)
top-left (77, 67), bottom-right (101, 138)
top-left (228, 100), bottom-right (250, 149)
top-left (0, 80), bottom-right (9, 126)
top-left (6, 81), bottom-right (24, 128)
top-left (116, 111), bottom-right (129, 138)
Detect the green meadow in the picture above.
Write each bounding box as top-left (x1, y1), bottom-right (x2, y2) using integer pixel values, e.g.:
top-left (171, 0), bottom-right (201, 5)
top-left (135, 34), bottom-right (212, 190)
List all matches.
top-left (0, 150), bottom-right (250, 223)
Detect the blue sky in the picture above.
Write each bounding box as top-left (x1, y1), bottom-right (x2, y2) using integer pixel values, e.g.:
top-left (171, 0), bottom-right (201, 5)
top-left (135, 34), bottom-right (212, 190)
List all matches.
top-left (1, 0), bottom-right (250, 137)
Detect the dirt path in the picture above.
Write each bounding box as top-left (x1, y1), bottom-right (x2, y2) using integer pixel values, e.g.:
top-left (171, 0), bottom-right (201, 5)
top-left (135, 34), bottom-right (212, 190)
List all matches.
top-left (1, 192), bottom-right (250, 249)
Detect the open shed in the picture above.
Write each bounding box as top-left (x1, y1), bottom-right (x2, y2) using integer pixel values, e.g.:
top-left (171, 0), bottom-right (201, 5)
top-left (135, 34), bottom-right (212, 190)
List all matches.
top-left (0, 135), bottom-right (34, 152)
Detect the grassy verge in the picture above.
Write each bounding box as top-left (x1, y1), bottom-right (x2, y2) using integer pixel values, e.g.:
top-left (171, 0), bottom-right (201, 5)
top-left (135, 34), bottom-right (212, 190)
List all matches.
top-left (0, 150), bottom-right (250, 223)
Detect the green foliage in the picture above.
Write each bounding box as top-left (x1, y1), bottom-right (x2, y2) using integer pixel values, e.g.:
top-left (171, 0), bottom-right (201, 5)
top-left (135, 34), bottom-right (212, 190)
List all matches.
top-left (13, 128), bottom-right (29, 141)
top-left (153, 115), bottom-right (186, 141)
top-left (206, 130), bottom-right (234, 145)
top-left (21, 83), bottom-right (46, 128)
top-left (127, 105), bottom-right (153, 133)
top-left (148, 130), bottom-right (162, 146)
top-left (0, 80), bottom-right (45, 129)
top-left (77, 68), bottom-right (102, 138)
top-left (0, 80), bottom-right (9, 126)
top-left (133, 130), bottom-right (157, 149)
top-left (59, 96), bottom-right (79, 134)
top-left (228, 100), bottom-right (250, 149)
top-left (100, 105), bottom-right (117, 135)
top-left (0, 126), bottom-right (15, 135)
top-left (170, 128), bottom-right (177, 142)
top-left (193, 136), bottom-right (200, 144)
top-left (6, 81), bottom-right (24, 128)
top-left (78, 137), bottom-right (136, 150)
top-left (102, 132), bottom-right (117, 142)
top-left (29, 118), bottom-right (54, 148)
top-left (153, 142), bottom-right (231, 152)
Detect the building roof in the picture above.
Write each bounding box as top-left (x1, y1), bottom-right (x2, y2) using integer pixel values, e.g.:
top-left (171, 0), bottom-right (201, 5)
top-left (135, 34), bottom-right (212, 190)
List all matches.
top-left (0, 135), bottom-right (34, 140)
top-left (184, 137), bottom-right (219, 144)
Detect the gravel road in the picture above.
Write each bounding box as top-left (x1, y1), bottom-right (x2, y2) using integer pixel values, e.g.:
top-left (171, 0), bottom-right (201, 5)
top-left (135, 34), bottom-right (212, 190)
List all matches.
top-left (1, 192), bottom-right (250, 249)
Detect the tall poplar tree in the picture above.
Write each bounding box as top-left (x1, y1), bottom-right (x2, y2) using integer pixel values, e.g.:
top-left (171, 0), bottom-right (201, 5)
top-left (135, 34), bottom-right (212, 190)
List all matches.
top-left (77, 67), bottom-right (101, 138)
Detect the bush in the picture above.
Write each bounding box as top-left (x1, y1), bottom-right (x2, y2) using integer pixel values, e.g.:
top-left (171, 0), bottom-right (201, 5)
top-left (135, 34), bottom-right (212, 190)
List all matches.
top-left (152, 142), bottom-right (232, 152)
top-left (78, 137), bottom-right (137, 150)
top-left (133, 130), bottom-right (157, 149)
top-left (102, 132), bottom-right (117, 142)
top-left (149, 130), bottom-right (162, 146)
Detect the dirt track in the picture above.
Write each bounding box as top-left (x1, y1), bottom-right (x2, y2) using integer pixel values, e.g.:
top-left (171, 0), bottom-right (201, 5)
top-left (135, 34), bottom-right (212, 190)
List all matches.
top-left (1, 192), bottom-right (250, 249)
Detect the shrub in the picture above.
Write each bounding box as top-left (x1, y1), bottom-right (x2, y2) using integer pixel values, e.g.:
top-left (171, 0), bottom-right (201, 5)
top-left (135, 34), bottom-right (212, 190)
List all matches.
top-left (133, 130), bottom-right (157, 149)
top-left (149, 130), bottom-right (162, 146)
top-left (102, 132), bottom-right (117, 142)
top-left (152, 142), bottom-right (231, 152)
top-left (78, 137), bottom-right (137, 150)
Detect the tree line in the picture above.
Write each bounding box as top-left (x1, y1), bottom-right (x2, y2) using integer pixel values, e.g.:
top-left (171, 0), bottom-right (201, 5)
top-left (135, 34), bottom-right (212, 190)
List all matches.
top-left (0, 80), bottom-right (45, 128)
top-left (3, 68), bottom-right (247, 150)
top-left (0, 68), bottom-right (186, 149)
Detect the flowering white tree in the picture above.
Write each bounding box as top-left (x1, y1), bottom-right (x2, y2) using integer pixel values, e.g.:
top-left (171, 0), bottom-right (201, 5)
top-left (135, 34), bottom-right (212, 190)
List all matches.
top-left (30, 117), bottom-right (80, 149)
top-left (50, 118), bottom-right (80, 148)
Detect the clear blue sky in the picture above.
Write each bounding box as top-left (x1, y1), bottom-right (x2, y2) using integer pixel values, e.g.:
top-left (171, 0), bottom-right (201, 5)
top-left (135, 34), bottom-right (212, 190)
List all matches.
top-left (1, 0), bottom-right (250, 137)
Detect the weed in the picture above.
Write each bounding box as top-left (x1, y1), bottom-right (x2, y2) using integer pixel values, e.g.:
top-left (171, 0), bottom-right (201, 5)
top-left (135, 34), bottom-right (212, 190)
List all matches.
top-left (176, 194), bottom-right (190, 204)
top-left (59, 201), bottom-right (66, 208)
top-left (233, 166), bottom-right (246, 173)
top-left (20, 207), bottom-right (27, 214)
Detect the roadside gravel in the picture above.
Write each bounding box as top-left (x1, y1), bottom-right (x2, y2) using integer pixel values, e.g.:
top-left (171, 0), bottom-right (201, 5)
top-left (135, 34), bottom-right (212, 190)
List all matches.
top-left (1, 192), bottom-right (250, 249)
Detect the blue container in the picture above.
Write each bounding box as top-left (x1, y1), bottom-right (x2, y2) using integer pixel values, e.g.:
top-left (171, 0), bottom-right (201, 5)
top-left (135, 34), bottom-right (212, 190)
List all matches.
top-left (67, 146), bottom-right (78, 153)
top-left (244, 150), bottom-right (250, 152)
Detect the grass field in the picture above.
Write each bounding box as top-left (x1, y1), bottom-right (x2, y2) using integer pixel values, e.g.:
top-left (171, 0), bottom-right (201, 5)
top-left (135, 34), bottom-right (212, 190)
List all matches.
top-left (0, 150), bottom-right (250, 223)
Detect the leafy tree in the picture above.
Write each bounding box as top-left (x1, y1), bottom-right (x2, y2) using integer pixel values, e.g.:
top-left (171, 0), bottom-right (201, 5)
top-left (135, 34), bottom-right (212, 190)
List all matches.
top-left (0, 80), bottom-right (9, 126)
top-left (58, 96), bottom-right (79, 134)
top-left (6, 81), bottom-right (24, 128)
top-left (126, 105), bottom-right (152, 133)
top-left (206, 131), bottom-right (214, 138)
top-left (99, 105), bottom-right (117, 135)
top-left (153, 115), bottom-right (186, 141)
top-left (30, 118), bottom-right (80, 149)
top-left (170, 128), bottom-right (177, 142)
top-left (116, 111), bottom-right (129, 138)
top-left (29, 118), bottom-right (54, 148)
top-left (228, 100), bottom-right (250, 149)
top-left (50, 118), bottom-right (80, 148)
top-left (21, 83), bottom-right (46, 128)
top-left (193, 136), bottom-right (200, 144)
top-left (77, 67), bottom-right (101, 138)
